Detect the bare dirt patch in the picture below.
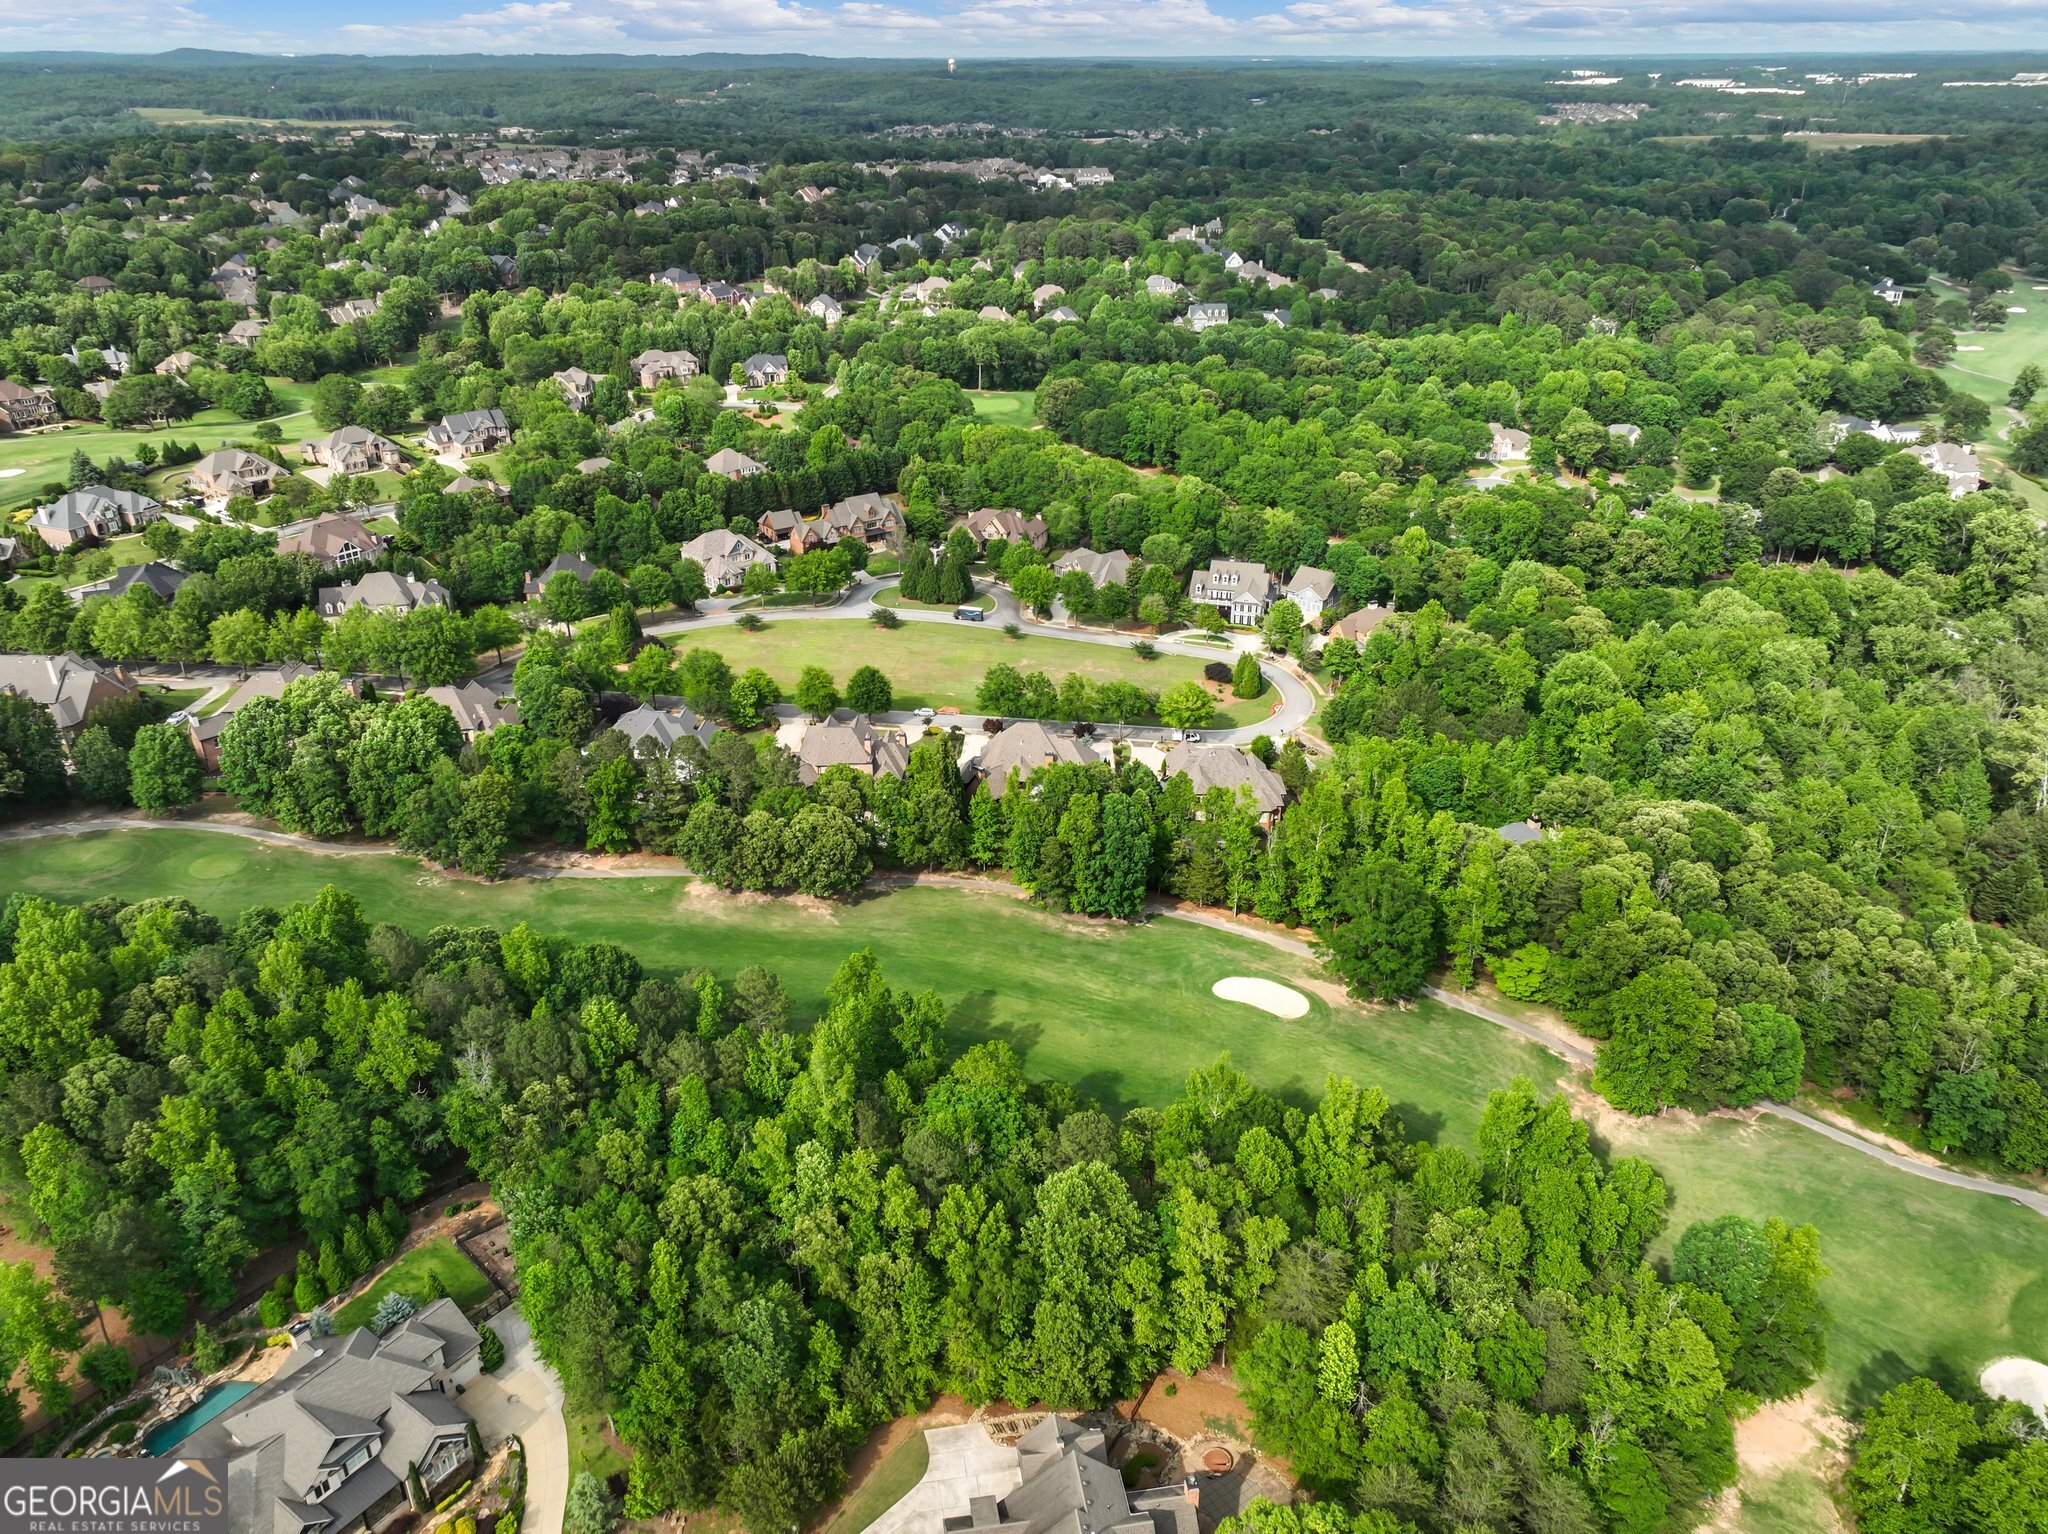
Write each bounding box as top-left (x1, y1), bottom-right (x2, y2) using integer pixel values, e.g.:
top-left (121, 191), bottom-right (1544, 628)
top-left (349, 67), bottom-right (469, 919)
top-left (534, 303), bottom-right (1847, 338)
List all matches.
top-left (1704, 1387), bottom-right (1851, 1533)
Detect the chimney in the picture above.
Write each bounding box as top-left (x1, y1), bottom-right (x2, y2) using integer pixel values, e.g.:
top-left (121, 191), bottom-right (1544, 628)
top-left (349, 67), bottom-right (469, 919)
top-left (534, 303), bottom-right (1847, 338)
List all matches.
top-left (1182, 1477), bottom-right (1200, 1508)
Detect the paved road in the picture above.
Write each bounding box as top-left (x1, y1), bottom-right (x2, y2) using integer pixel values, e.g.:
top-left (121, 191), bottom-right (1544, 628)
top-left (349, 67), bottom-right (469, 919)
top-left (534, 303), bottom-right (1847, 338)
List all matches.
top-left (637, 573), bottom-right (1316, 746)
top-left (7, 818), bottom-right (2043, 1219)
top-left (462, 1308), bottom-right (569, 1534)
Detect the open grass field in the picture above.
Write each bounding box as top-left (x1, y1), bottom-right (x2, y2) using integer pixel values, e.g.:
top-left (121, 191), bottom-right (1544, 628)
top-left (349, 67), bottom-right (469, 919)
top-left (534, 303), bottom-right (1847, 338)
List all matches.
top-left (1939, 292), bottom-right (2048, 511)
top-left (129, 107), bottom-right (410, 129)
top-left (331, 1237), bottom-right (493, 1332)
top-left (667, 619), bottom-right (1265, 727)
top-left (2, 828), bottom-right (2046, 1443)
top-left (820, 1433), bottom-right (930, 1534)
top-left (966, 390), bottom-right (1037, 428)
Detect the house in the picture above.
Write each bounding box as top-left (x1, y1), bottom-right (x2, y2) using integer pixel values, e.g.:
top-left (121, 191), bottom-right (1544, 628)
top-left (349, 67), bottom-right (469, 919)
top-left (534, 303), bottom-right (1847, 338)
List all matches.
top-left (700, 280), bottom-right (746, 306)
top-left (444, 474), bottom-right (506, 497)
top-left (424, 408), bottom-right (511, 458)
top-left (0, 378), bottom-right (60, 430)
top-left (811, 491), bottom-right (905, 552)
top-left (978, 304), bottom-right (1012, 320)
top-left (301, 426), bottom-right (407, 475)
top-left (806, 293), bottom-right (845, 326)
top-left (0, 537), bottom-right (27, 571)
top-left (1326, 604), bottom-right (1394, 645)
top-left (680, 529), bottom-right (778, 591)
top-left (1484, 423), bottom-right (1531, 462)
top-left (187, 448), bottom-right (289, 499)
top-left (1032, 283), bottom-right (1066, 310)
top-left (1909, 440), bottom-right (1983, 497)
top-left (29, 486), bottom-right (161, 549)
top-left (650, 267), bottom-right (701, 295)
top-left (1281, 566), bottom-right (1338, 625)
top-left (975, 721), bottom-right (1100, 796)
top-left (325, 298), bottom-right (380, 326)
top-left (1042, 306), bottom-right (1081, 325)
top-left (938, 1415), bottom-right (1195, 1534)
top-left (1871, 277), bottom-right (1907, 305)
top-left (1185, 302), bottom-right (1231, 333)
top-left (757, 507), bottom-right (804, 546)
top-left (553, 366), bottom-right (601, 411)
top-left (704, 447), bottom-right (767, 480)
top-left (576, 456), bottom-right (614, 475)
top-left (1830, 416), bottom-right (1922, 446)
top-left (187, 1299), bottom-right (482, 1534)
top-left (184, 662), bottom-right (324, 769)
top-left (631, 348), bottom-right (700, 388)
top-left (1496, 817), bottom-right (1548, 844)
top-left (1607, 422), bottom-right (1642, 445)
top-left (154, 350), bottom-right (202, 376)
top-left (1145, 274), bottom-right (1185, 297)
top-left (69, 561), bottom-right (188, 602)
top-left (850, 244), bottom-right (884, 275)
top-left (524, 551), bottom-right (602, 600)
top-left (933, 221), bottom-right (970, 246)
top-left (742, 353), bottom-right (789, 388)
top-left (0, 652), bottom-right (135, 739)
top-left (276, 512), bottom-right (390, 570)
top-left (614, 702), bottom-right (716, 754)
top-left (1260, 310), bottom-right (1288, 327)
top-left (68, 344), bottom-right (131, 376)
top-left (316, 571), bottom-right (451, 617)
top-left (959, 507), bottom-right (1049, 552)
top-left (1188, 560), bottom-right (1275, 625)
top-left (1162, 742), bottom-right (1289, 825)
top-left (225, 318), bottom-right (267, 347)
top-left (75, 275), bottom-right (116, 296)
top-left (1051, 547), bottom-right (1133, 587)
top-left (424, 681), bottom-right (518, 740)
top-left (796, 711), bottom-right (911, 785)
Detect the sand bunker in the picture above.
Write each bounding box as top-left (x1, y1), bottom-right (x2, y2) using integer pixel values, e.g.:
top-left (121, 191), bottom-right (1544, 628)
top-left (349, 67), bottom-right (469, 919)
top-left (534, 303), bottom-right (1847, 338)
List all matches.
top-left (0, 469), bottom-right (24, 478)
top-left (1213, 976), bottom-right (1310, 1018)
top-left (1957, 345), bottom-right (1986, 351)
top-left (1981, 1357), bottom-right (2048, 1424)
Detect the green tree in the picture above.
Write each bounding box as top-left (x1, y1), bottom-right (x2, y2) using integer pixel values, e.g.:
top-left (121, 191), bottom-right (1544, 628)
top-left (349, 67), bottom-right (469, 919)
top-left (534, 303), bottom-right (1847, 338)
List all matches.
top-left (1320, 853), bottom-right (1436, 1000)
top-left (1232, 650), bottom-right (1265, 700)
top-left (1157, 681), bottom-right (1216, 731)
top-left (70, 725), bottom-right (131, 805)
top-left (795, 666), bottom-right (839, 718)
top-left (128, 723), bottom-right (203, 811)
top-left (845, 666), bottom-right (893, 714)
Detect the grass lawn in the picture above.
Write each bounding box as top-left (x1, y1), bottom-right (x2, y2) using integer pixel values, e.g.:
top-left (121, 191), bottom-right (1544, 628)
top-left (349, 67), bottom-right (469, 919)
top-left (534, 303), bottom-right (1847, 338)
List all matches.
top-left (668, 619), bottom-right (1264, 727)
top-left (5, 831), bottom-right (2048, 1458)
top-left (331, 1238), bottom-right (493, 1331)
top-left (870, 588), bottom-right (996, 612)
top-left (150, 687), bottom-right (208, 714)
top-left (820, 1432), bottom-right (930, 1534)
top-left (567, 1409), bottom-right (631, 1482)
top-left (966, 390), bottom-right (1037, 428)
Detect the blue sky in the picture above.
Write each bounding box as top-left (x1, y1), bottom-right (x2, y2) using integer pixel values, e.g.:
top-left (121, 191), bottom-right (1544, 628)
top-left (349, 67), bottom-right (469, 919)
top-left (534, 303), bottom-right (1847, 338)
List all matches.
top-left (5, 0), bottom-right (2048, 58)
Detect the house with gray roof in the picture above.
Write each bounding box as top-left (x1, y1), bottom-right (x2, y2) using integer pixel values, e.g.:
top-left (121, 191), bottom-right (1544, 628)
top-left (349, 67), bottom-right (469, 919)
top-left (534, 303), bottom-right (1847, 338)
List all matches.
top-left (796, 711), bottom-right (912, 785)
top-left (959, 507), bottom-right (1048, 552)
top-left (187, 449), bottom-right (289, 500)
top-left (705, 447), bottom-right (766, 480)
top-left (552, 366), bottom-right (601, 412)
top-left (1162, 743), bottom-right (1289, 825)
top-left (632, 348), bottom-right (700, 388)
top-left (423, 408), bottom-right (510, 458)
top-left (1281, 566), bottom-right (1337, 625)
top-left (1908, 440), bottom-right (1983, 498)
top-left (1185, 302), bottom-right (1231, 333)
top-left (680, 528), bottom-right (778, 592)
top-left (29, 485), bottom-right (161, 549)
top-left (300, 426), bottom-right (406, 475)
top-left (0, 378), bottom-right (61, 430)
top-left (317, 571), bottom-right (451, 618)
top-left (742, 353), bottom-right (789, 388)
top-left (186, 662), bottom-right (326, 770)
top-left (614, 702), bottom-right (717, 755)
top-left (424, 681), bottom-right (518, 740)
top-left (1050, 547), bottom-right (1132, 588)
top-left (523, 551), bottom-right (602, 600)
top-left (0, 651), bottom-right (135, 738)
top-left (974, 721), bottom-right (1099, 796)
top-left (808, 492), bottom-right (905, 553)
top-left (806, 293), bottom-right (845, 326)
top-left (942, 1414), bottom-right (1199, 1534)
top-left (69, 561), bottom-right (188, 602)
top-left (186, 1298), bottom-right (482, 1534)
top-left (1188, 560), bottom-right (1275, 625)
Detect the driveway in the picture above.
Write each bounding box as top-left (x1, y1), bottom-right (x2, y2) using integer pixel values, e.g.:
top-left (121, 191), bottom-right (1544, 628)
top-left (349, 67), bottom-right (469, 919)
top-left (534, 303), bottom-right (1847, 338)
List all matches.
top-left (462, 1308), bottom-right (569, 1534)
top-left (866, 1425), bottom-right (1021, 1534)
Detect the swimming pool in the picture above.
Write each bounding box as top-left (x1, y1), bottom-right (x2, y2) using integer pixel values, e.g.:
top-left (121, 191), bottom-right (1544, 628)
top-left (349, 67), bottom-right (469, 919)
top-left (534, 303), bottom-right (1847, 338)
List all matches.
top-left (140, 1382), bottom-right (256, 1455)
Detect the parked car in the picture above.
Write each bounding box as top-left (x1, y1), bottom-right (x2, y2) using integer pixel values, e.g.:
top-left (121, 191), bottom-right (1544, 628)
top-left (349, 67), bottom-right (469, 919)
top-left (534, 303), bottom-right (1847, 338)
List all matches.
top-left (953, 604), bottom-right (986, 622)
top-left (912, 706), bottom-right (937, 719)
top-left (1174, 729), bottom-right (1204, 743)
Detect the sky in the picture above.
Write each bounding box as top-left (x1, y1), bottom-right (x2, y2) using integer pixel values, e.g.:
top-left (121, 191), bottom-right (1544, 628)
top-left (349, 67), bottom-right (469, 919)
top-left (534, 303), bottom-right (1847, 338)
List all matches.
top-left (3, 0), bottom-right (2048, 59)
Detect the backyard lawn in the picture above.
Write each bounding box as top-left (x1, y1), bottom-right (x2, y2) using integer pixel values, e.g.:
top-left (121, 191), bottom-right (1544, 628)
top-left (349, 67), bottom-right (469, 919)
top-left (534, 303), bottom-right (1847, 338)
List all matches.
top-left (966, 390), bottom-right (1037, 428)
top-left (2, 826), bottom-right (2046, 1449)
top-left (667, 619), bottom-right (1265, 727)
top-left (331, 1237), bottom-right (493, 1331)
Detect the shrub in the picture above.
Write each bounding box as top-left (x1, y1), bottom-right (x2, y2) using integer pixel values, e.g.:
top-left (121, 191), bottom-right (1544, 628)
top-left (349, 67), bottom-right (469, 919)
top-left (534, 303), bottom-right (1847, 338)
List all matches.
top-left (371, 1291), bottom-right (419, 1334)
top-left (1490, 943), bottom-right (1551, 1002)
top-left (78, 1343), bottom-right (136, 1399)
top-left (479, 1326), bottom-right (506, 1372)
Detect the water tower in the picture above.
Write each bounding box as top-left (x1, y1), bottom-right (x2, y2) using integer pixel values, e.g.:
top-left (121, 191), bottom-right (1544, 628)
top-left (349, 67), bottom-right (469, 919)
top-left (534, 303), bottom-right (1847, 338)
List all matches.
top-left (948, 58), bottom-right (957, 75)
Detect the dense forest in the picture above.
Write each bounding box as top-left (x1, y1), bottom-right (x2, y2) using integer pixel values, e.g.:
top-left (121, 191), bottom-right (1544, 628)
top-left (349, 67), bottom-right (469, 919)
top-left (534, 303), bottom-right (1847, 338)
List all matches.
top-left (0, 884), bottom-right (1840, 1534)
